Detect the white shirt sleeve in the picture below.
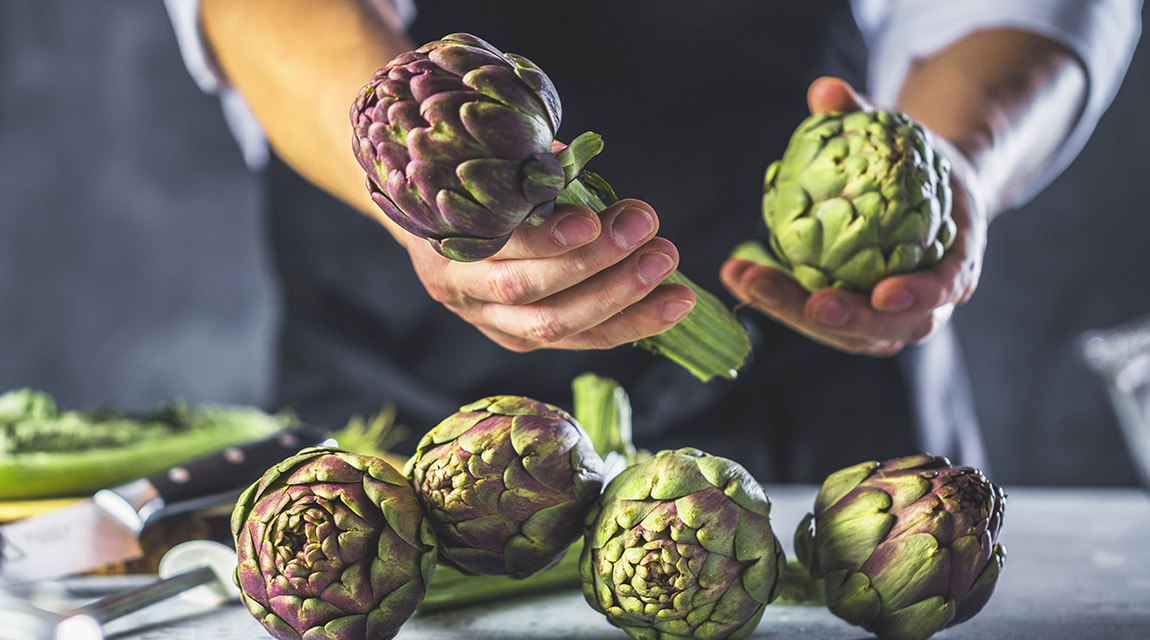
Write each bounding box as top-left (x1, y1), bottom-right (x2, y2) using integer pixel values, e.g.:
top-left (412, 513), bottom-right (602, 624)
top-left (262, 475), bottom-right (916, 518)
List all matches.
top-left (850, 0), bottom-right (1142, 209)
top-left (162, 0), bottom-right (417, 170)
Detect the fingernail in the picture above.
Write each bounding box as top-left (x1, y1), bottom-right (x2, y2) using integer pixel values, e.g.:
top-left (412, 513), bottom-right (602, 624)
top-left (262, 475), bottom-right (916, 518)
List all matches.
top-left (813, 297), bottom-right (850, 327)
top-left (637, 251), bottom-right (675, 284)
top-left (881, 288), bottom-right (914, 313)
top-left (662, 299), bottom-right (695, 323)
top-left (552, 214), bottom-right (597, 246)
top-left (611, 207), bottom-right (655, 249)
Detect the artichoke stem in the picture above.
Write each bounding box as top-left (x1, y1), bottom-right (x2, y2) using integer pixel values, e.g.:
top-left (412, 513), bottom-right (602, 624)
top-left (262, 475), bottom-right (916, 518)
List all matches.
top-left (556, 177), bottom-right (751, 381)
top-left (571, 373), bottom-right (637, 464)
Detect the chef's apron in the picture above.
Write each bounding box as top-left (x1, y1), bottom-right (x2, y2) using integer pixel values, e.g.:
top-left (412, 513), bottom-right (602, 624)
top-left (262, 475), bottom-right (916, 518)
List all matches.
top-left (262, 0), bottom-right (988, 481)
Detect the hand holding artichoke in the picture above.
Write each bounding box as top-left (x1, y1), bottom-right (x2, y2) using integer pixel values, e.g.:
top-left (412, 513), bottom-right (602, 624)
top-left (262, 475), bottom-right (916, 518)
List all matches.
top-left (405, 395), bottom-right (605, 579)
top-left (744, 109), bottom-right (956, 293)
top-left (795, 453), bottom-right (1006, 640)
top-left (231, 447), bottom-right (437, 640)
top-left (351, 33), bottom-right (751, 382)
top-left (580, 448), bottom-right (785, 640)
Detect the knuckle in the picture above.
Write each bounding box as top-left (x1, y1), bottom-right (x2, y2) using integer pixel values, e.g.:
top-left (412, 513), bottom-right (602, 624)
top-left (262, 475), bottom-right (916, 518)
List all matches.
top-left (523, 307), bottom-right (570, 344)
top-left (488, 263), bottom-right (537, 306)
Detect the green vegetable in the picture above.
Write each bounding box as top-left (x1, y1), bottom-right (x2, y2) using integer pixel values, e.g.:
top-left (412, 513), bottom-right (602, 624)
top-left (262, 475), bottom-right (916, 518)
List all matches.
top-left (795, 454), bottom-right (1007, 640)
top-left (580, 447), bottom-right (786, 640)
top-left (351, 33), bottom-right (751, 382)
top-left (0, 389), bottom-right (294, 499)
top-left (404, 395), bottom-right (605, 579)
top-left (747, 110), bottom-right (955, 292)
top-left (232, 446), bottom-right (437, 640)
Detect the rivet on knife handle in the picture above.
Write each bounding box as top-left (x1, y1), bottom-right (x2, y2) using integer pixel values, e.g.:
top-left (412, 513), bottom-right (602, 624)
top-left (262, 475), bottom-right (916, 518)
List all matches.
top-left (146, 424), bottom-right (331, 506)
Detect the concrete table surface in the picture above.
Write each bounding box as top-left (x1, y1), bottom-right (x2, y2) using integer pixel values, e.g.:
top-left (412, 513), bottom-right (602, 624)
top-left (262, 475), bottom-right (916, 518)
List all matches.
top-left (59, 485), bottom-right (1150, 639)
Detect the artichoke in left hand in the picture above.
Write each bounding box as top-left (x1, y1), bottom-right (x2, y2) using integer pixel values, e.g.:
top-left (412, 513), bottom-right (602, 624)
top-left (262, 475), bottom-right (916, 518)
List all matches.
top-left (795, 453), bottom-right (1006, 640)
top-left (741, 109), bottom-right (955, 293)
top-left (231, 447), bottom-right (437, 640)
top-left (580, 448), bottom-right (785, 640)
top-left (404, 395), bottom-right (605, 579)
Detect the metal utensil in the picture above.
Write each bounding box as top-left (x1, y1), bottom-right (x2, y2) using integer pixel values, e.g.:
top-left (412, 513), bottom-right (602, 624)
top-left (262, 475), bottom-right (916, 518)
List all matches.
top-left (0, 540), bottom-right (237, 640)
top-left (0, 424), bottom-right (329, 584)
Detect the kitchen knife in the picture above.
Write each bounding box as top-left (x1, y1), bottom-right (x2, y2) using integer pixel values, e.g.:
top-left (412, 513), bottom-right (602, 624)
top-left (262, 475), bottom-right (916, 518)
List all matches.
top-left (0, 424), bottom-right (331, 584)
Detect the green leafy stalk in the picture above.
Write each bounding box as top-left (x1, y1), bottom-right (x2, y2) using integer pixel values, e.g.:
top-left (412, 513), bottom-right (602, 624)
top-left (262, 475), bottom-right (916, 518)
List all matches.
top-left (571, 372), bottom-right (636, 464)
top-left (556, 134), bottom-right (751, 383)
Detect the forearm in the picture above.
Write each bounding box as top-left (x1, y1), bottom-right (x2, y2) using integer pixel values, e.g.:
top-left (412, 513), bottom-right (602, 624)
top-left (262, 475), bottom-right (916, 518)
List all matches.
top-left (894, 28), bottom-right (1087, 218)
top-left (199, 0), bottom-right (413, 238)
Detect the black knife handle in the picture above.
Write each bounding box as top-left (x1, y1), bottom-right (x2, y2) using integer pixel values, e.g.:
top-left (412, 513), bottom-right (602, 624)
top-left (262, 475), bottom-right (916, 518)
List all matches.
top-left (146, 424), bottom-right (332, 505)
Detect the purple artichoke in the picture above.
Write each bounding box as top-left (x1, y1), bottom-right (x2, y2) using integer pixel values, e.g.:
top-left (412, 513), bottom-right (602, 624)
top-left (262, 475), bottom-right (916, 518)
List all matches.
top-left (351, 33), bottom-right (567, 261)
top-left (580, 448), bottom-right (786, 640)
top-left (231, 447), bottom-right (437, 640)
top-left (404, 395), bottom-right (605, 579)
top-left (795, 453), bottom-right (1006, 640)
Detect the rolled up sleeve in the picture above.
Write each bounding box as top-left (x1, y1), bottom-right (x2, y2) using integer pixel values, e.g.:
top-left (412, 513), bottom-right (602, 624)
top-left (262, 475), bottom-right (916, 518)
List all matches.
top-left (852, 0), bottom-right (1142, 208)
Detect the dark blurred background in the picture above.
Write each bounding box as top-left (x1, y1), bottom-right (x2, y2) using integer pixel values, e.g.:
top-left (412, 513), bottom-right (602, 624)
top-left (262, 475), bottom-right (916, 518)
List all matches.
top-left (1, 2), bottom-right (1147, 486)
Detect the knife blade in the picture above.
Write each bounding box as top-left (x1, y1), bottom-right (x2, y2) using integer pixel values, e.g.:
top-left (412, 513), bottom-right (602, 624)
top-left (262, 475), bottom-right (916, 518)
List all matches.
top-left (0, 424), bottom-right (330, 584)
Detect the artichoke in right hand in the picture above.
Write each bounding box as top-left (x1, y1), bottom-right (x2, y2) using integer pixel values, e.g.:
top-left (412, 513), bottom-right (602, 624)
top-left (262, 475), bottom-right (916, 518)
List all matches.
top-left (351, 33), bottom-right (751, 383)
top-left (747, 110), bottom-right (956, 292)
top-left (580, 448), bottom-right (785, 640)
top-left (794, 454), bottom-right (1006, 640)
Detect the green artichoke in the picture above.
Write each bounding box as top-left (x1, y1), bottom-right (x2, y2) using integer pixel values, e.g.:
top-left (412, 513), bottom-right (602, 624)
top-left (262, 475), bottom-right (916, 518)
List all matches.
top-left (580, 448), bottom-right (785, 640)
top-left (231, 447), bottom-right (437, 640)
top-left (753, 110), bottom-right (956, 292)
top-left (351, 33), bottom-right (751, 383)
top-left (404, 396), bottom-right (605, 579)
top-left (795, 454), bottom-right (1006, 640)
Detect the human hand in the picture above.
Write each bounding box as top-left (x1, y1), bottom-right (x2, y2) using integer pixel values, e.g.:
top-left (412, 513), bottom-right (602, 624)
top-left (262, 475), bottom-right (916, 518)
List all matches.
top-left (406, 198), bottom-right (696, 352)
top-left (720, 76), bottom-right (988, 356)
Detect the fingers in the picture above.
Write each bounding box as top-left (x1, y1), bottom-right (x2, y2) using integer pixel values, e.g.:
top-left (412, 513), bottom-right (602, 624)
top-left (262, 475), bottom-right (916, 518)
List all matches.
top-left (410, 197), bottom-right (689, 353)
top-left (721, 258), bottom-right (941, 355)
top-left (807, 76), bottom-right (873, 114)
top-left (479, 243), bottom-right (692, 351)
top-left (455, 200), bottom-right (659, 305)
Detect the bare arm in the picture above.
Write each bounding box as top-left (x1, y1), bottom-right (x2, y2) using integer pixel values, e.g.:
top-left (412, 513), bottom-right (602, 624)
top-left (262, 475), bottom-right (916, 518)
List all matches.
top-left (199, 0), bottom-right (413, 237)
top-left (895, 28), bottom-right (1087, 219)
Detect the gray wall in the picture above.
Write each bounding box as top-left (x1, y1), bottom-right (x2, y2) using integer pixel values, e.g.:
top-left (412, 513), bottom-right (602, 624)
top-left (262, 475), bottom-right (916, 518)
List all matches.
top-left (1, 2), bottom-right (1147, 485)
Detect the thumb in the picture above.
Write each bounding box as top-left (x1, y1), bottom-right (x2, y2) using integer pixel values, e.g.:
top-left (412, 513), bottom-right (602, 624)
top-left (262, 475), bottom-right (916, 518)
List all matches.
top-left (807, 76), bottom-right (873, 114)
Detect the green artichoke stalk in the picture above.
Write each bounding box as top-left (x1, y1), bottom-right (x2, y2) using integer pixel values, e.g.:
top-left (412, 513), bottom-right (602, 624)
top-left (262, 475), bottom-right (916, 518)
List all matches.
top-left (231, 447), bottom-right (437, 640)
top-left (580, 448), bottom-right (785, 640)
top-left (794, 454), bottom-right (1006, 640)
top-left (351, 33), bottom-right (751, 383)
top-left (404, 395), bottom-right (605, 579)
top-left (736, 110), bottom-right (955, 293)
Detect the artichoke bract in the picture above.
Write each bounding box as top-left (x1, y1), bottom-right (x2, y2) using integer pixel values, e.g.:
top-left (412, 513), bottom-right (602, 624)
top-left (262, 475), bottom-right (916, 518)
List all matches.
top-left (351, 33), bottom-right (751, 383)
top-left (351, 33), bottom-right (564, 261)
top-left (580, 448), bottom-right (785, 640)
top-left (231, 447), bottom-right (437, 640)
top-left (795, 454), bottom-right (1006, 640)
top-left (753, 110), bottom-right (956, 292)
top-left (404, 395), bottom-right (604, 579)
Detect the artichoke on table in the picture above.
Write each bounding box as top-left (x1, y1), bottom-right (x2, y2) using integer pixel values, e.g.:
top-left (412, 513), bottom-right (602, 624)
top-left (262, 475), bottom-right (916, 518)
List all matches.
top-left (404, 395), bottom-right (605, 579)
top-left (740, 109), bottom-right (956, 293)
top-left (350, 33), bottom-right (751, 382)
top-left (580, 447), bottom-right (785, 640)
top-left (231, 447), bottom-right (437, 640)
top-left (795, 453), bottom-right (1006, 640)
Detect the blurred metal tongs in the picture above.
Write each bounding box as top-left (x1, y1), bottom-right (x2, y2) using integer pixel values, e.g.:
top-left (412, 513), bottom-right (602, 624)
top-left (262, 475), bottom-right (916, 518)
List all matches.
top-left (0, 540), bottom-right (236, 640)
top-left (1081, 313), bottom-right (1150, 488)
